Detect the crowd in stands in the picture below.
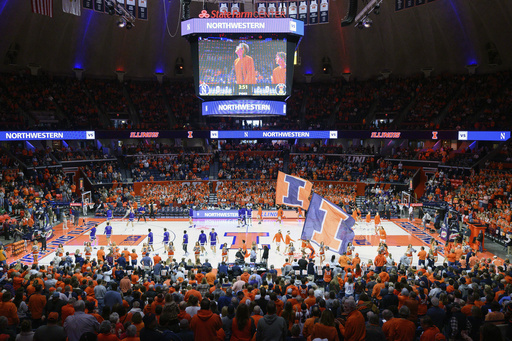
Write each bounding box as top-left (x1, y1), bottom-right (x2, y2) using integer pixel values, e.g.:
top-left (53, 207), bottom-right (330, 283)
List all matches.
top-left (217, 181), bottom-right (275, 208)
top-left (0, 71), bottom-right (511, 131)
top-left (86, 79), bottom-right (127, 114)
top-left (83, 162), bottom-right (124, 185)
top-left (217, 151), bottom-right (283, 180)
top-left (1, 214), bottom-right (512, 341)
top-left (128, 81), bottom-right (168, 130)
top-left (138, 182), bottom-right (210, 207)
top-left (129, 154), bottom-right (211, 182)
top-left (403, 75), bottom-right (462, 129)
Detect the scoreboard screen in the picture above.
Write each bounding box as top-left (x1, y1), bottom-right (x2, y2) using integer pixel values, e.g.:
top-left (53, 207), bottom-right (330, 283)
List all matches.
top-left (198, 37), bottom-right (288, 97)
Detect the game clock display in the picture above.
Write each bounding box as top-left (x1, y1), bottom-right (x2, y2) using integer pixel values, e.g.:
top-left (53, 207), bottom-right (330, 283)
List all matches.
top-left (198, 37), bottom-right (288, 96)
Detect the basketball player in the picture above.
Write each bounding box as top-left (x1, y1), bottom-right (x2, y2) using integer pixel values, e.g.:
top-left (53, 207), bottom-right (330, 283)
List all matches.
top-left (90, 223), bottom-right (98, 248)
top-left (257, 205), bottom-right (263, 224)
top-left (198, 230), bottom-right (207, 256)
top-left (163, 228), bottom-right (170, 247)
top-left (126, 208), bottom-right (135, 228)
top-left (273, 229), bottom-right (284, 252)
top-left (105, 222), bottom-right (113, 246)
top-left (209, 228), bottom-right (219, 254)
top-left (148, 229), bottom-right (154, 251)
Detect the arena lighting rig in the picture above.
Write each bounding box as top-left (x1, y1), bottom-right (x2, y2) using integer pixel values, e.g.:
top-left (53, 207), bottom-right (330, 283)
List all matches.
top-left (354, 0), bottom-right (382, 29)
top-left (105, 0), bottom-right (136, 29)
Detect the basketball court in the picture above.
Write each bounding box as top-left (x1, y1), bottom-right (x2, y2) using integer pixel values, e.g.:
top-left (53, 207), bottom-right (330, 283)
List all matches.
top-left (8, 216), bottom-right (465, 268)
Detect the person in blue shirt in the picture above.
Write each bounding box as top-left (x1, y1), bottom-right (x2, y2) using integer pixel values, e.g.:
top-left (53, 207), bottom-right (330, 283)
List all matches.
top-left (198, 230), bottom-right (207, 256)
top-left (189, 207), bottom-right (194, 227)
top-left (126, 208), bottom-right (135, 228)
top-left (163, 228), bottom-right (170, 246)
top-left (73, 208), bottom-right (80, 226)
top-left (238, 207), bottom-right (245, 228)
top-left (246, 206), bottom-right (252, 226)
top-left (138, 205), bottom-right (147, 223)
top-left (209, 228), bottom-right (219, 254)
top-left (141, 252), bottom-right (153, 276)
top-left (148, 228), bottom-right (154, 251)
top-left (104, 222), bottom-right (112, 246)
top-left (106, 207), bottom-right (113, 221)
top-left (90, 224), bottom-right (98, 248)
top-left (183, 230), bottom-right (189, 256)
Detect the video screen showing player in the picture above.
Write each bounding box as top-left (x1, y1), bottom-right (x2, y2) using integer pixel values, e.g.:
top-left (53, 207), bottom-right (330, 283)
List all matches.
top-left (198, 37), bottom-right (287, 96)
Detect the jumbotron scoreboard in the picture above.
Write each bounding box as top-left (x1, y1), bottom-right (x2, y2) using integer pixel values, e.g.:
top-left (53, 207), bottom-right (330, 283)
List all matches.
top-left (182, 17), bottom-right (304, 116)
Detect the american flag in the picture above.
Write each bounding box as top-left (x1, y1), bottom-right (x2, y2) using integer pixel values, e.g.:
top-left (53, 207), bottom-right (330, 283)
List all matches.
top-left (32, 0), bottom-right (53, 17)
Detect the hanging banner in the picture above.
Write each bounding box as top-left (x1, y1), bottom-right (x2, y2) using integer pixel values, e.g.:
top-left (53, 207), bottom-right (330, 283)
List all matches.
top-left (231, 2), bottom-right (240, 15)
top-left (298, 0), bottom-right (308, 24)
top-left (416, 0), bottom-right (426, 5)
top-left (308, 0), bottom-right (318, 24)
top-left (256, 2), bottom-right (267, 17)
top-left (278, 2), bottom-right (287, 17)
top-left (319, 0), bottom-right (328, 23)
top-left (218, 2), bottom-right (229, 14)
top-left (126, 0), bottom-right (136, 17)
top-left (117, 0), bottom-right (125, 8)
top-left (395, 0), bottom-right (404, 11)
top-left (288, 1), bottom-right (298, 19)
top-left (138, 0), bottom-right (147, 20)
top-left (94, 0), bottom-right (104, 12)
top-left (405, 0), bottom-right (414, 8)
top-left (83, 0), bottom-right (93, 10)
top-left (267, 2), bottom-right (277, 17)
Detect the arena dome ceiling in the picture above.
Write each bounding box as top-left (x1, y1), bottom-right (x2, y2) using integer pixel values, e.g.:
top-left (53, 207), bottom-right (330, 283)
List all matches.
top-left (0, 0), bottom-right (511, 81)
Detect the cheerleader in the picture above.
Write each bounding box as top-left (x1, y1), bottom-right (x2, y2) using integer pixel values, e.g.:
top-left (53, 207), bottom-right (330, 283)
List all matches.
top-left (56, 243), bottom-right (64, 258)
top-left (84, 242), bottom-right (92, 261)
top-left (319, 242), bottom-right (326, 264)
top-left (221, 243), bottom-right (228, 263)
top-left (306, 241), bottom-right (316, 261)
top-left (193, 242), bottom-right (201, 263)
top-left (167, 241), bottom-right (175, 262)
top-left (32, 243), bottom-right (39, 264)
top-left (406, 244), bottom-right (416, 265)
top-left (288, 242), bottom-right (295, 260)
top-left (346, 242), bottom-right (355, 259)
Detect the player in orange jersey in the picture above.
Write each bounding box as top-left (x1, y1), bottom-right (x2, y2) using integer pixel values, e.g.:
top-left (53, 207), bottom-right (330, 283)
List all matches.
top-left (273, 229), bottom-right (284, 252)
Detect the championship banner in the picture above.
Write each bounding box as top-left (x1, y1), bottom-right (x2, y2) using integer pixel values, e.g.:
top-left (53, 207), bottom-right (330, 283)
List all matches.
top-left (231, 2), bottom-right (241, 15)
top-left (94, 0), bottom-right (104, 12)
top-left (319, 0), bottom-right (328, 23)
top-left (308, 0), bottom-right (318, 24)
top-left (301, 193), bottom-right (356, 255)
top-left (126, 0), bottom-right (136, 17)
top-left (117, 0), bottom-right (125, 8)
top-left (298, 0), bottom-right (308, 24)
top-left (395, 0), bottom-right (404, 11)
top-left (218, 2), bottom-right (229, 14)
top-left (416, 0), bottom-right (426, 5)
top-left (288, 1), bottom-right (298, 19)
top-left (83, 0), bottom-right (93, 10)
top-left (63, 0), bottom-right (81, 16)
top-left (256, 2), bottom-right (267, 17)
top-left (276, 171), bottom-right (313, 210)
top-left (267, 2), bottom-right (277, 17)
top-left (278, 2), bottom-right (287, 17)
top-left (137, 0), bottom-right (147, 20)
top-left (405, 0), bottom-right (414, 9)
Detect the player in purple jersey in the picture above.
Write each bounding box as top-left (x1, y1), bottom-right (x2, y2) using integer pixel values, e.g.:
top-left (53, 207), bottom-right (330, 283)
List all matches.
top-left (90, 224), bottom-right (98, 248)
top-left (148, 228), bottom-right (154, 251)
top-left (104, 222), bottom-right (112, 246)
top-left (209, 228), bottom-right (219, 254)
top-left (183, 230), bottom-right (189, 256)
top-left (198, 230), bottom-right (207, 256)
top-left (126, 208), bottom-right (135, 228)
